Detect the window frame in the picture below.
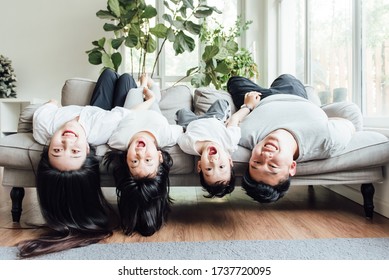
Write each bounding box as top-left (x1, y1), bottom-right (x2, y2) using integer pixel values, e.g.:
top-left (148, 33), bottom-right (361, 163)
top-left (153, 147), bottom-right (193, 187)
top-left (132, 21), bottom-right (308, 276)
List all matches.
top-left (300, 0), bottom-right (389, 128)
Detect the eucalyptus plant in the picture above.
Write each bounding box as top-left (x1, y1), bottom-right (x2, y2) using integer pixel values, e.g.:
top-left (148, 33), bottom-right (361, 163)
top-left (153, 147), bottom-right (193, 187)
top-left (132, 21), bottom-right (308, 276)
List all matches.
top-left (86, 0), bottom-right (220, 77)
top-left (185, 16), bottom-right (258, 90)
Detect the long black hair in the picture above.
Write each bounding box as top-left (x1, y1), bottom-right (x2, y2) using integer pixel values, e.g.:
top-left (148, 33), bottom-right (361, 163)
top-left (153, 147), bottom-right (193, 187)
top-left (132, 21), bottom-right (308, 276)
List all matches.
top-left (104, 148), bottom-right (173, 236)
top-left (17, 147), bottom-right (118, 258)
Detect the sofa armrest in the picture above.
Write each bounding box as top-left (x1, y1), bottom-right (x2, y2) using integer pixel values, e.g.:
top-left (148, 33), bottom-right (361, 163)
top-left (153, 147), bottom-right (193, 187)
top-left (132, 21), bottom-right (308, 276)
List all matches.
top-left (321, 101), bottom-right (363, 131)
top-left (61, 78), bottom-right (96, 106)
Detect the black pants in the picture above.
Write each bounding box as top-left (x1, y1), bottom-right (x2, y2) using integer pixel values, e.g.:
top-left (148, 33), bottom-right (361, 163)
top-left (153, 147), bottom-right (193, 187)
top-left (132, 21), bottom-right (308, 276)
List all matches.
top-left (227, 74), bottom-right (308, 108)
top-left (89, 69), bottom-right (137, 110)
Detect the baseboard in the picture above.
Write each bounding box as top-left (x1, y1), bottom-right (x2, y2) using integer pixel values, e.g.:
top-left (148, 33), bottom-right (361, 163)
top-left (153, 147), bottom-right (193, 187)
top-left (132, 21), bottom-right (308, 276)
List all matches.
top-left (325, 184), bottom-right (389, 218)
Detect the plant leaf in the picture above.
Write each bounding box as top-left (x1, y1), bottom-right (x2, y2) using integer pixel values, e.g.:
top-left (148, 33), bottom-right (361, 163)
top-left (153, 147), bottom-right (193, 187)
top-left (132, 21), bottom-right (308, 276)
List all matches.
top-left (111, 52), bottom-right (122, 71)
top-left (103, 23), bottom-right (122, 32)
top-left (185, 21), bottom-right (201, 35)
top-left (102, 53), bottom-right (115, 69)
top-left (173, 31), bottom-right (195, 55)
top-left (214, 46), bottom-right (229, 60)
top-left (149, 24), bottom-right (168, 38)
top-left (172, 19), bottom-right (185, 30)
top-left (194, 5), bottom-right (221, 18)
top-left (88, 51), bottom-right (102, 65)
top-left (225, 40), bottom-right (239, 54)
top-left (96, 10), bottom-right (116, 20)
top-left (162, 14), bottom-right (173, 25)
top-left (202, 45), bottom-right (219, 61)
top-left (186, 66), bottom-right (199, 76)
top-left (125, 33), bottom-right (138, 48)
top-left (97, 38), bottom-right (106, 48)
top-left (108, 0), bottom-right (121, 18)
top-left (167, 29), bottom-right (175, 42)
top-left (182, 0), bottom-right (194, 9)
top-left (215, 61), bottom-right (230, 74)
top-left (111, 37), bottom-right (125, 49)
top-left (142, 5), bottom-right (157, 19)
top-left (145, 36), bottom-right (157, 53)
top-left (191, 73), bottom-right (207, 88)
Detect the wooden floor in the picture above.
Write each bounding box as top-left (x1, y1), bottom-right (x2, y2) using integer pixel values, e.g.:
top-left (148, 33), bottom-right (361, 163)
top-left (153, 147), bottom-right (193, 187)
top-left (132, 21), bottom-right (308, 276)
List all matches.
top-left (1, 167), bottom-right (389, 247)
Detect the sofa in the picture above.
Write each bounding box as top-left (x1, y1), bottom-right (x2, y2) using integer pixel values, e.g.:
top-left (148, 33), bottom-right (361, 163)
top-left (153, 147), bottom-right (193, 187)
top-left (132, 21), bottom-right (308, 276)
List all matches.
top-left (1, 78), bottom-right (389, 222)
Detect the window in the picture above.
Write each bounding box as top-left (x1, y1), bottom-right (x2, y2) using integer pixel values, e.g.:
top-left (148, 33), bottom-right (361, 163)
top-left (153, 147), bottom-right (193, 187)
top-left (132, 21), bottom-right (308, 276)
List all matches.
top-left (280, 0), bottom-right (389, 126)
top-left (361, 0), bottom-right (389, 119)
top-left (122, 0), bottom-right (242, 89)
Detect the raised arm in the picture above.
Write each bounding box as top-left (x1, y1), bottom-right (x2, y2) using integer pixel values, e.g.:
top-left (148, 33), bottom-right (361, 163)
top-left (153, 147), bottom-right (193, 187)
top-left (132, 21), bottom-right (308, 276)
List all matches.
top-left (226, 91), bottom-right (261, 127)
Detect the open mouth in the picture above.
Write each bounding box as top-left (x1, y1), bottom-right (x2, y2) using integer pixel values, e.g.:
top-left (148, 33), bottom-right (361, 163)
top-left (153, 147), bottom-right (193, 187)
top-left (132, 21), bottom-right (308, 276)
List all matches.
top-left (264, 142), bottom-right (278, 151)
top-left (62, 130), bottom-right (77, 137)
top-left (208, 146), bottom-right (217, 155)
top-left (137, 140), bottom-right (146, 148)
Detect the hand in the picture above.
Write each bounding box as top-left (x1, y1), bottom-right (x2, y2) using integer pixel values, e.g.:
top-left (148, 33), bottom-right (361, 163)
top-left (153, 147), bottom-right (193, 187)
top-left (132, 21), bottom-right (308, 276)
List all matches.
top-left (244, 91), bottom-right (261, 109)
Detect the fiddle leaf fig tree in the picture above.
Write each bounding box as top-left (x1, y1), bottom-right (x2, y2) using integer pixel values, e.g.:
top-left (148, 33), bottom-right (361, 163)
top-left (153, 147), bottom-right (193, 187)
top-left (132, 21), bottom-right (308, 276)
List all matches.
top-left (86, 0), bottom-right (221, 76)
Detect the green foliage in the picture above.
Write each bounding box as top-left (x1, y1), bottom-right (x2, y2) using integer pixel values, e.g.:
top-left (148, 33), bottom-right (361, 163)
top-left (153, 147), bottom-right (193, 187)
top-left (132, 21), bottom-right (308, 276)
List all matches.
top-left (86, 0), bottom-right (221, 76)
top-left (0, 55), bottom-right (17, 98)
top-left (187, 16), bottom-right (258, 90)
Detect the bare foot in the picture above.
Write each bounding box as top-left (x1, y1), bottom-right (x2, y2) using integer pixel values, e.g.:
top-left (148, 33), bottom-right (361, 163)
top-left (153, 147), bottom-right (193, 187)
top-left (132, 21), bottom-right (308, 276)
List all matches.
top-left (143, 87), bottom-right (154, 101)
top-left (139, 74), bottom-right (148, 87)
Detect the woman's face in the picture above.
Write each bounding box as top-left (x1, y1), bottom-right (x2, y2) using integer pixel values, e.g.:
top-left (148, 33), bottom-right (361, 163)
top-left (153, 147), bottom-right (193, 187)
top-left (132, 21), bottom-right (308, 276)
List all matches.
top-left (126, 132), bottom-right (162, 178)
top-left (48, 119), bottom-right (89, 171)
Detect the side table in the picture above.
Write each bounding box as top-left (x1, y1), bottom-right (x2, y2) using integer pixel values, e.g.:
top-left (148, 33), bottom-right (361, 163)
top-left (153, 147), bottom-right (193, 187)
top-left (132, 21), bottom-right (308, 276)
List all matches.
top-left (0, 99), bottom-right (31, 137)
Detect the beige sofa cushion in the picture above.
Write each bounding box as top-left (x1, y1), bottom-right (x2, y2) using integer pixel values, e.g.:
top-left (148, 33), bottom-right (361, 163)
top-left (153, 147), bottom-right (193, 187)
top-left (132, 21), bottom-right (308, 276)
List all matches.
top-left (321, 102), bottom-right (363, 131)
top-left (194, 87), bottom-right (237, 115)
top-left (61, 78), bottom-right (96, 106)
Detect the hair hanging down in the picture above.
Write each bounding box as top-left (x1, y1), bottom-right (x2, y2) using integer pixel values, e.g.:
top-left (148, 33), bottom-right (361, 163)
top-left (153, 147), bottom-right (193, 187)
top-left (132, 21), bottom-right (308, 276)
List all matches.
top-left (199, 169), bottom-right (236, 198)
top-left (17, 147), bottom-right (118, 259)
top-left (241, 170), bottom-right (290, 203)
top-left (104, 148), bottom-right (173, 237)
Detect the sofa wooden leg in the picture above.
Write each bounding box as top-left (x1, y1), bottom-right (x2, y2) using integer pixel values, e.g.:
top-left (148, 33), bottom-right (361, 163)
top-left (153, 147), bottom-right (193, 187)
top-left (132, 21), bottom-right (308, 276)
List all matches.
top-left (361, 183), bottom-right (375, 219)
top-left (10, 187), bottom-right (25, 223)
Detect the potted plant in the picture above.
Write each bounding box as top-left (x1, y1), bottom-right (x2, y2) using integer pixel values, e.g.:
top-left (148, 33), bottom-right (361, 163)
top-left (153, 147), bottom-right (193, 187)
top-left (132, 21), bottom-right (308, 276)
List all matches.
top-left (185, 16), bottom-right (258, 90)
top-left (86, 0), bottom-right (220, 77)
top-left (0, 55), bottom-right (17, 98)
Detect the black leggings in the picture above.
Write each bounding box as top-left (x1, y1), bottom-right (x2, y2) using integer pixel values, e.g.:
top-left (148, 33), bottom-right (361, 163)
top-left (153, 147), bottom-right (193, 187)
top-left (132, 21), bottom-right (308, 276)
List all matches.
top-left (89, 69), bottom-right (137, 110)
top-left (227, 74), bottom-right (308, 108)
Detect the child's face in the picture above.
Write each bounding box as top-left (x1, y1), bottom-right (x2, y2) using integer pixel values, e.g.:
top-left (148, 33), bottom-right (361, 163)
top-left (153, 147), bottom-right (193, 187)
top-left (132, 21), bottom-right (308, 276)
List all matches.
top-left (197, 143), bottom-right (232, 185)
top-left (126, 132), bottom-right (162, 178)
top-left (48, 119), bottom-right (89, 171)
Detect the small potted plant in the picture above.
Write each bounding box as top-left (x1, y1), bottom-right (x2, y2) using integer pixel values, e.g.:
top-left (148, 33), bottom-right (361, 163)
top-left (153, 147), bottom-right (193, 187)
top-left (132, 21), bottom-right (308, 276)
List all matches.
top-left (0, 54), bottom-right (17, 98)
top-left (185, 16), bottom-right (258, 90)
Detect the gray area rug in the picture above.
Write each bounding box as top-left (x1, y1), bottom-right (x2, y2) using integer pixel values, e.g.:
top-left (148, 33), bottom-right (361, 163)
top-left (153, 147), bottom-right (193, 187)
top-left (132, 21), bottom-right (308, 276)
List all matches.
top-left (1, 238), bottom-right (388, 260)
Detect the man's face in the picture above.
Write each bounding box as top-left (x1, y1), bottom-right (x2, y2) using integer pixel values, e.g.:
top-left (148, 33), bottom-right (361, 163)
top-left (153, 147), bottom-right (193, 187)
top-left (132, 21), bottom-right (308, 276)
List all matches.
top-left (249, 130), bottom-right (297, 186)
top-left (127, 132), bottom-right (162, 178)
top-left (48, 120), bottom-right (89, 171)
top-left (197, 142), bottom-right (233, 185)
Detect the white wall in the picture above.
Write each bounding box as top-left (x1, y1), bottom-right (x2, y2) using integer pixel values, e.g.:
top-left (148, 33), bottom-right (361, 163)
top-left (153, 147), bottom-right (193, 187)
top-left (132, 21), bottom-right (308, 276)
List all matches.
top-left (0, 0), bottom-right (107, 102)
